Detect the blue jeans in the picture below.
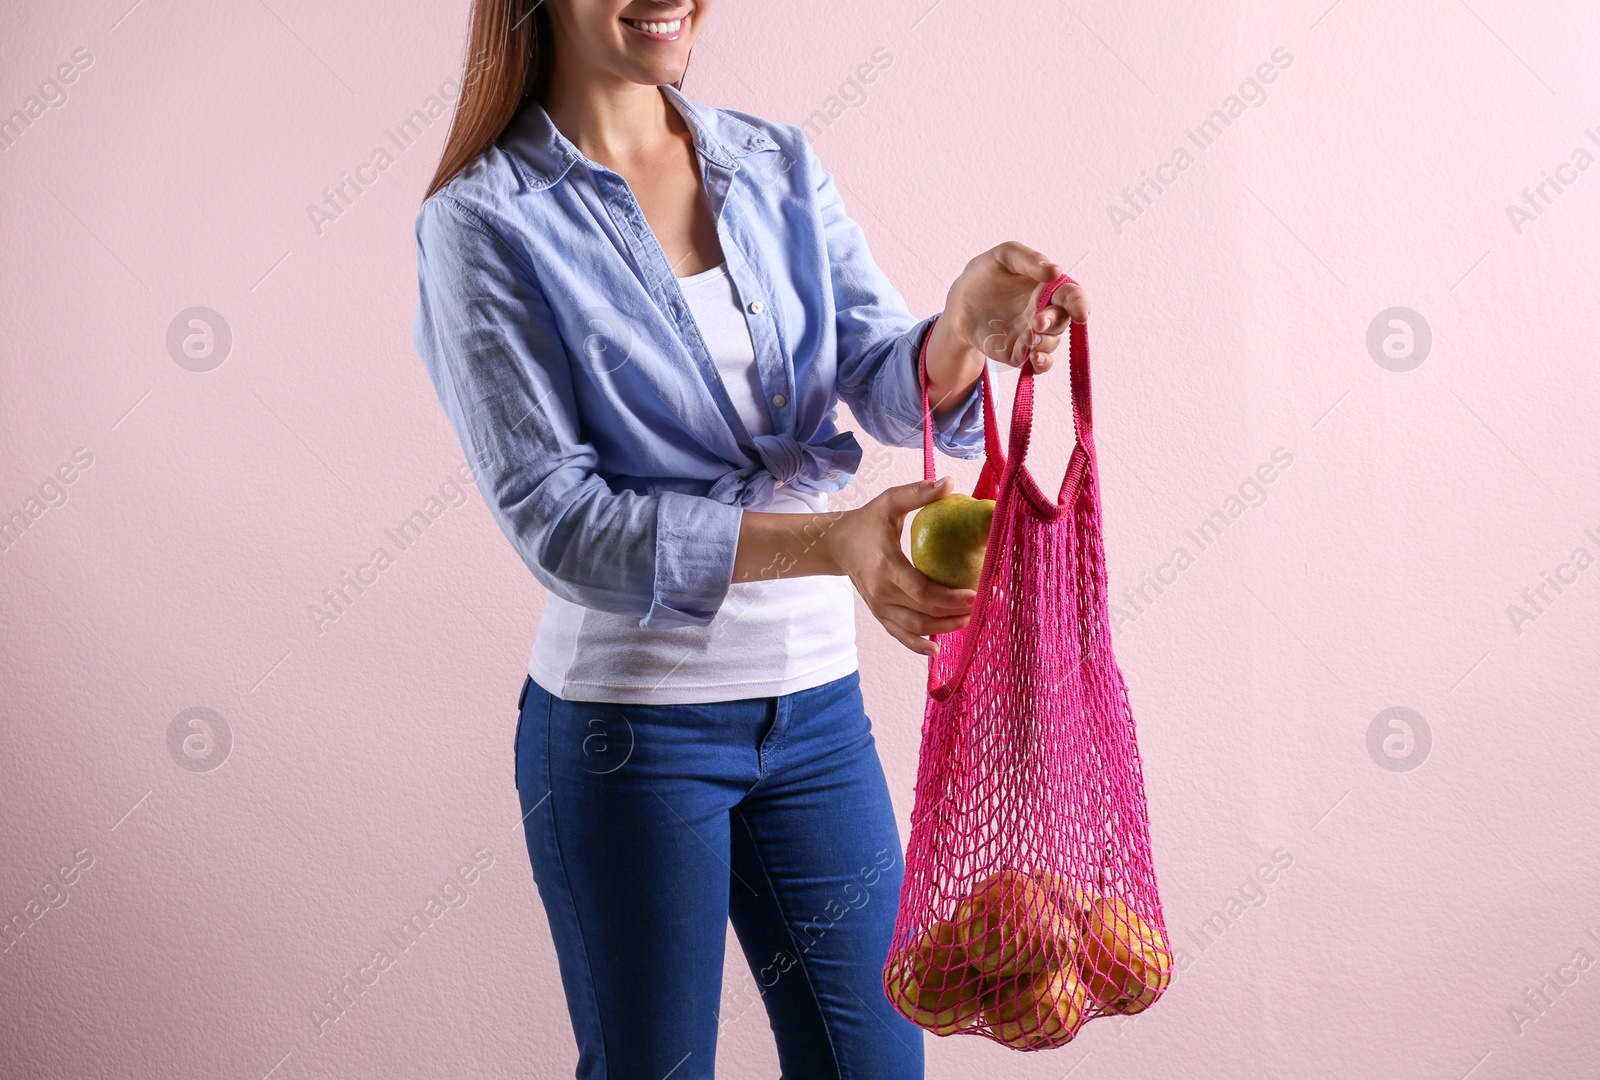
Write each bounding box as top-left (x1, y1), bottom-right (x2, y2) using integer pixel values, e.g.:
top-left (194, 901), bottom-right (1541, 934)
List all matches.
top-left (514, 670), bottom-right (925, 1080)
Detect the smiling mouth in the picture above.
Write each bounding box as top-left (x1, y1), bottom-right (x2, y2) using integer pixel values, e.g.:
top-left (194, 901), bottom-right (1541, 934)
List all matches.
top-left (620, 11), bottom-right (692, 38)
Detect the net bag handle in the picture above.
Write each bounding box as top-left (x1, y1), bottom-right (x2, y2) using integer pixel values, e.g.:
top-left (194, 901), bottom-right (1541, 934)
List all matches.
top-left (920, 273), bottom-right (1093, 503)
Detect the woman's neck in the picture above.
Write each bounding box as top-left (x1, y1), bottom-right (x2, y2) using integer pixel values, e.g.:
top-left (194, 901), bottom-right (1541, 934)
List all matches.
top-left (542, 75), bottom-right (682, 172)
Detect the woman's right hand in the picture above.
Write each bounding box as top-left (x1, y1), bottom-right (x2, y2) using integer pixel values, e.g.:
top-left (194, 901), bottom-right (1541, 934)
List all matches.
top-left (823, 476), bottom-right (977, 657)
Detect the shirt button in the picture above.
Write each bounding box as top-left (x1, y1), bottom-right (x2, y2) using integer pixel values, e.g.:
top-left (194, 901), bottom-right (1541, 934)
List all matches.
top-left (748, 300), bottom-right (765, 314)
top-left (771, 393), bottom-right (788, 407)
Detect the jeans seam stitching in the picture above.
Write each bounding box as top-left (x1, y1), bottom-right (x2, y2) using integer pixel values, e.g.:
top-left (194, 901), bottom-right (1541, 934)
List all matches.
top-left (543, 689), bottom-right (609, 1076)
top-left (768, 698), bottom-right (794, 766)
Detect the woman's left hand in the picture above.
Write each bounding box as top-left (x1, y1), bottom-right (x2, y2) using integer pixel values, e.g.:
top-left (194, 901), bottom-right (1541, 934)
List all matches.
top-left (941, 241), bottom-right (1091, 373)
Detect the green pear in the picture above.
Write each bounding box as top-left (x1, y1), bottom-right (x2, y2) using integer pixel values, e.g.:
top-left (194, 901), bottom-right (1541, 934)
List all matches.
top-left (910, 494), bottom-right (996, 590)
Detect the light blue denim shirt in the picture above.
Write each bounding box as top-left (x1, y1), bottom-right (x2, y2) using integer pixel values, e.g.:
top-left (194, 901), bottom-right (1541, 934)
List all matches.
top-left (412, 83), bottom-right (985, 630)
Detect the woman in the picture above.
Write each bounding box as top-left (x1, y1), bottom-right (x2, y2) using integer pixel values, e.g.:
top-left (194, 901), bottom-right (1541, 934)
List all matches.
top-left (412, 1), bottom-right (1089, 1076)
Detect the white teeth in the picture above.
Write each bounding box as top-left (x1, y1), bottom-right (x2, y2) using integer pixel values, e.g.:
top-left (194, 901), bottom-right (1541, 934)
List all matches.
top-left (628, 16), bottom-right (685, 33)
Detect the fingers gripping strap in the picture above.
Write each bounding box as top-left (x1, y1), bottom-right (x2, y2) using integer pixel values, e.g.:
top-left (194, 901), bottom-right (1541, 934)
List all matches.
top-left (919, 273), bottom-right (1093, 489)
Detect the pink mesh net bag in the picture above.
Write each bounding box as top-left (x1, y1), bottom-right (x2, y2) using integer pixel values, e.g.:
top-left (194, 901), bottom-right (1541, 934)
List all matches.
top-left (883, 274), bottom-right (1169, 1050)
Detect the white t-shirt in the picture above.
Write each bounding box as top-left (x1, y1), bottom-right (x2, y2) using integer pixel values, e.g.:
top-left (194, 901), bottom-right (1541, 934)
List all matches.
top-left (527, 262), bottom-right (859, 704)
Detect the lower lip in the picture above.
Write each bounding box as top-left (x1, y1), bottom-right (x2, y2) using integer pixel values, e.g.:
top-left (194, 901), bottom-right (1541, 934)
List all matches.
top-left (622, 16), bottom-right (689, 42)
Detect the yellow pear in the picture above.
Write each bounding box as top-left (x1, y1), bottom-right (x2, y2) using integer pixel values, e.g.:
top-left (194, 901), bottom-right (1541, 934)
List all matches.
top-left (910, 493), bottom-right (996, 590)
top-left (981, 962), bottom-right (1090, 1049)
top-left (953, 869), bottom-right (1075, 980)
top-left (884, 920), bottom-right (982, 1035)
top-left (1073, 893), bottom-right (1173, 1014)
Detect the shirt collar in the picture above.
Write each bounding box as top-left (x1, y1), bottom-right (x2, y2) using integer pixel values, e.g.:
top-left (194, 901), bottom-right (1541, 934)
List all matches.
top-left (501, 83), bottom-right (779, 192)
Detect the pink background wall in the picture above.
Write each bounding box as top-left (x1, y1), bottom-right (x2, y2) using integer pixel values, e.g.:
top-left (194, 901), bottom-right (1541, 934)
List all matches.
top-left (3, 0), bottom-right (1597, 1076)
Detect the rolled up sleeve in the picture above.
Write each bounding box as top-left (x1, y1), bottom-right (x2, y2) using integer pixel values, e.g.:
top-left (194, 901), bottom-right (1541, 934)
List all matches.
top-left (801, 133), bottom-right (985, 460)
top-left (412, 195), bottom-right (741, 629)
